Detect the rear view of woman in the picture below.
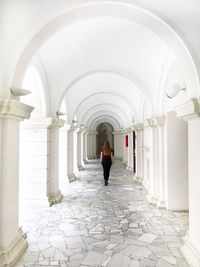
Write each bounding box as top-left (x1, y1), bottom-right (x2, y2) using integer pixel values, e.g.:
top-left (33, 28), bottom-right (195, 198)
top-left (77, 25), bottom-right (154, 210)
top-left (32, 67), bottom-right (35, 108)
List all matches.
top-left (100, 141), bottom-right (114, 186)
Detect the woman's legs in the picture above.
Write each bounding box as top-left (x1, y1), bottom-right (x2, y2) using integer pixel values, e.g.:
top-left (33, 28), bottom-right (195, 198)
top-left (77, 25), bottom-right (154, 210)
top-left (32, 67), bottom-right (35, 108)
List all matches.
top-left (103, 162), bottom-right (112, 185)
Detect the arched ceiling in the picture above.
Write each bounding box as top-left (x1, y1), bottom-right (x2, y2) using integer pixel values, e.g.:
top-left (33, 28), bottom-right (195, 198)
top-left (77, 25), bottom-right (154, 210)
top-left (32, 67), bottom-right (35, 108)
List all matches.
top-left (1, 0), bottom-right (200, 129)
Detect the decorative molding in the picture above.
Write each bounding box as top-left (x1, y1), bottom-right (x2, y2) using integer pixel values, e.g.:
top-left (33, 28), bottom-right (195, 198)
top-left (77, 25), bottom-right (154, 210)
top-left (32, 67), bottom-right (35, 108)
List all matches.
top-left (127, 166), bottom-right (134, 171)
top-left (78, 165), bottom-right (84, 171)
top-left (133, 175), bottom-right (143, 183)
top-left (181, 235), bottom-right (200, 267)
top-left (0, 99), bottom-right (34, 120)
top-left (22, 117), bottom-right (65, 128)
top-left (132, 123), bottom-right (144, 131)
top-left (156, 200), bottom-right (166, 209)
top-left (147, 194), bottom-right (158, 205)
top-left (143, 116), bottom-right (165, 128)
top-left (48, 190), bottom-right (63, 207)
top-left (68, 175), bottom-right (77, 183)
top-left (0, 228), bottom-right (28, 267)
top-left (175, 98), bottom-right (200, 121)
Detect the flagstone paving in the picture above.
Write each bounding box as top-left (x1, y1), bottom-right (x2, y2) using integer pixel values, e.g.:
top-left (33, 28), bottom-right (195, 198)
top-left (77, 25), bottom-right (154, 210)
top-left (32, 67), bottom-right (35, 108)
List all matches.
top-left (16, 159), bottom-right (189, 267)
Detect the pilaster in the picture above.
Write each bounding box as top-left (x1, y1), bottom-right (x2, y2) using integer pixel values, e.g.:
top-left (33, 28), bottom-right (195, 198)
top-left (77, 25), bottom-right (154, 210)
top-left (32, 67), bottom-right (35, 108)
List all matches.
top-left (83, 129), bottom-right (89, 164)
top-left (20, 117), bottom-right (64, 207)
top-left (0, 99), bottom-right (33, 267)
top-left (143, 117), bottom-right (166, 207)
top-left (132, 123), bottom-right (144, 183)
top-left (175, 98), bottom-right (200, 266)
top-left (67, 125), bottom-right (77, 182)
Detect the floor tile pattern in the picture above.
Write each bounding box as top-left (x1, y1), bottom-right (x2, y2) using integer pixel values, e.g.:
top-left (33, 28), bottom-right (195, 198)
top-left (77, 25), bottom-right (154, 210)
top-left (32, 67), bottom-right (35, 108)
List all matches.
top-left (16, 160), bottom-right (189, 267)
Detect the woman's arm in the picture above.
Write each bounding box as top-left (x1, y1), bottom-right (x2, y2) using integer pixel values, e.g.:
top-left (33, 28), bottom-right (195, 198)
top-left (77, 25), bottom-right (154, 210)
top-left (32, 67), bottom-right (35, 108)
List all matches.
top-left (100, 152), bottom-right (103, 161)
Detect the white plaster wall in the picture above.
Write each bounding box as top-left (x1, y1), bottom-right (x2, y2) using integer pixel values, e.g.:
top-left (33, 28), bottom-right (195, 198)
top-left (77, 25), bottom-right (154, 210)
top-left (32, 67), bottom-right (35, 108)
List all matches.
top-left (188, 119), bottom-right (200, 250)
top-left (166, 111), bottom-right (188, 211)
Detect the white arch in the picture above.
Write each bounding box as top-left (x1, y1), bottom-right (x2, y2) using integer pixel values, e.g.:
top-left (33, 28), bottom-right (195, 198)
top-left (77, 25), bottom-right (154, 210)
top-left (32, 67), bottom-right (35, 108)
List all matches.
top-left (21, 65), bottom-right (46, 117)
top-left (79, 103), bottom-right (131, 127)
top-left (12, 1), bottom-right (199, 97)
top-left (89, 116), bottom-right (120, 131)
top-left (84, 109), bottom-right (125, 129)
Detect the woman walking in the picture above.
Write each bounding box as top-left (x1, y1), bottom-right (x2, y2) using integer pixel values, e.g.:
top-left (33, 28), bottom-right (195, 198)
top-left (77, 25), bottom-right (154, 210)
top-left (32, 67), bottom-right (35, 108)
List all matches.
top-left (100, 141), bottom-right (113, 186)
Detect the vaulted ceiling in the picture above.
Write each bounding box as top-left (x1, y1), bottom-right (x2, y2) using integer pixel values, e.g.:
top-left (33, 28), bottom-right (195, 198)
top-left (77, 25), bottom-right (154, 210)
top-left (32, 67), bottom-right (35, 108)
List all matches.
top-left (0, 0), bottom-right (199, 130)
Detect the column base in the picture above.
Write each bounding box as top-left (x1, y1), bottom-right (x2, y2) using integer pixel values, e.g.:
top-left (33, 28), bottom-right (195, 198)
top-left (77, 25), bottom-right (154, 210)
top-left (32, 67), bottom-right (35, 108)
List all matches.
top-left (181, 236), bottom-right (200, 267)
top-left (0, 228), bottom-right (28, 267)
top-left (48, 190), bottom-right (63, 207)
top-left (156, 200), bottom-right (166, 209)
top-left (126, 166), bottom-right (134, 171)
top-left (78, 165), bottom-right (84, 171)
top-left (122, 160), bottom-right (127, 165)
top-left (83, 159), bottom-right (88, 164)
top-left (133, 175), bottom-right (143, 183)
top-left (147, 194), bottom-right (158, 205)
top-left (68, 175), bottom-right (77, 183)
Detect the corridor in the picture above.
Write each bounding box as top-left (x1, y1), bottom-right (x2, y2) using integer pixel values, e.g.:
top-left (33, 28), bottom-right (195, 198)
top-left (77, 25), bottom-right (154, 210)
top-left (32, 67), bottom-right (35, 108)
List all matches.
top-left (16, 160), bottom-right (189, 267)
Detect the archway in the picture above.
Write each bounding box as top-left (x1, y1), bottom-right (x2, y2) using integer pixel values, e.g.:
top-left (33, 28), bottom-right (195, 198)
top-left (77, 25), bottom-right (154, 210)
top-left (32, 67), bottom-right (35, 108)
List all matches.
top-left (96, 122), bottom-right (114, 158)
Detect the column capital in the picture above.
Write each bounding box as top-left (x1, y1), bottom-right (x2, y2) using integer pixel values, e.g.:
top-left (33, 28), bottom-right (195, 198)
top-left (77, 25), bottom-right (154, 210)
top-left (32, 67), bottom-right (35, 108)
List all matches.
top-left (175, 98), bottom-right (200, 121)
top-left (132, 123), bottom-right (144, 131)
top-left (0, 99), bottom-right (33, 121)
top-left (113, 130), bottom-right (123, 135)
top-left (21, 117), bottom-right (65, 128)
top-left (88, 131), bottom-right (98, 135)
top-left (144, 116), bottom-right (165, 127)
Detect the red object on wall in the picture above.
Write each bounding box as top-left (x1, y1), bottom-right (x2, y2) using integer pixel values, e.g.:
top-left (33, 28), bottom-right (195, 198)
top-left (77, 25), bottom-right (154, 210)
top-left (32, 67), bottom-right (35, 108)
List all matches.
top-left (125, 134), bottom-right (128, 147)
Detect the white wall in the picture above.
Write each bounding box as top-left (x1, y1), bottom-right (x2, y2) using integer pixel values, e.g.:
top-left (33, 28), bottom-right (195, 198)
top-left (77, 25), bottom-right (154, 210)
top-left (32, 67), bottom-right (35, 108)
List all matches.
top-left (188, 119), bottom-right (200, 250)
top-left (166, 111), bottom-right (188, 210)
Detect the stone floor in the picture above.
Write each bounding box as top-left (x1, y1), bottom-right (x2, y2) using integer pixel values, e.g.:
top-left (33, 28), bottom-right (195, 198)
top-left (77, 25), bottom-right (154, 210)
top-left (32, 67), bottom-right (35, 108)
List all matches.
top-left (16, 160), bottom-right (189, 267)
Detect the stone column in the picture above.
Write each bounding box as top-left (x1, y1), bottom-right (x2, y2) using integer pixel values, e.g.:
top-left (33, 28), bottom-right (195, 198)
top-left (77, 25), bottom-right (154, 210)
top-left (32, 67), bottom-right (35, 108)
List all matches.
top-left (48, 118), bottom-right (64, 206)
top-left (0, 99), bottom-right (33, 267)
top-left (127, 128), bottom-right (134, 171)
top-left (20, 117), bottom-right (64, 207)
top-left (176, 98), bottom-right (200, 267)
top-left (87, 131), bottom-right (97, 159)
top-left (145, 117), bottom-right (165, 206)
top-left (83, 129), bottom-right (88, 164)
top-left (67, 125), bottom-right (77, 182)
top-left (113, 131), bottom-right (123, 159)
top-left (122, 131), bottom-right (128, 165)
top-left (77, 127), bottom-right (84, 170)
top-left (133, 123), bottom-right (144, 183)
top-left (157, 117), bottom-right (166, 208)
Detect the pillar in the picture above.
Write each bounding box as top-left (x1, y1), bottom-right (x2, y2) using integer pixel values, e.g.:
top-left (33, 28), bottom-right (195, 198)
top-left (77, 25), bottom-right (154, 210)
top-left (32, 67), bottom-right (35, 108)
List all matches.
top-left (144, 117), bottom-right (165, 206)
top-left (77, 127), bottom-right (84, 170)
top-left (127, 128), bottom-right (134, 171)
top-left (19, 117), bottom-right (64, 207)
top-left (67, 125), bottom-right (77, 182)
top-left (48, 118), bottom-right (64, 206)
top-left (133, 124), bottom-right (144, 183)
top-left (83, 129), bottom-right (88, 164)
top-left (87, 131), bottom-right (97, 159)
top-left (113, 131), bottom-right (123, 159)
top-left (176, 98), bottom-right (200, 267)
top-left (0, 99), bottom-right (33, 267)
top-left (122, 132), bottom-right (128, 165)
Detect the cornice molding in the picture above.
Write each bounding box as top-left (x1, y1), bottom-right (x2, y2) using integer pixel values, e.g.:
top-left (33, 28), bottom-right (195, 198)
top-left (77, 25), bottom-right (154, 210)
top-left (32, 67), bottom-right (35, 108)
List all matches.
top-left (22, 117), bottom-right (65, 128)
top-left (175, 98), bottom-right (200, 121)
top-left (0, 99), bottom-right (34, 120)
top-left (132, 123), bottom-right (144, 131)
top-left (144, 116), bottom-right (165, 127)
